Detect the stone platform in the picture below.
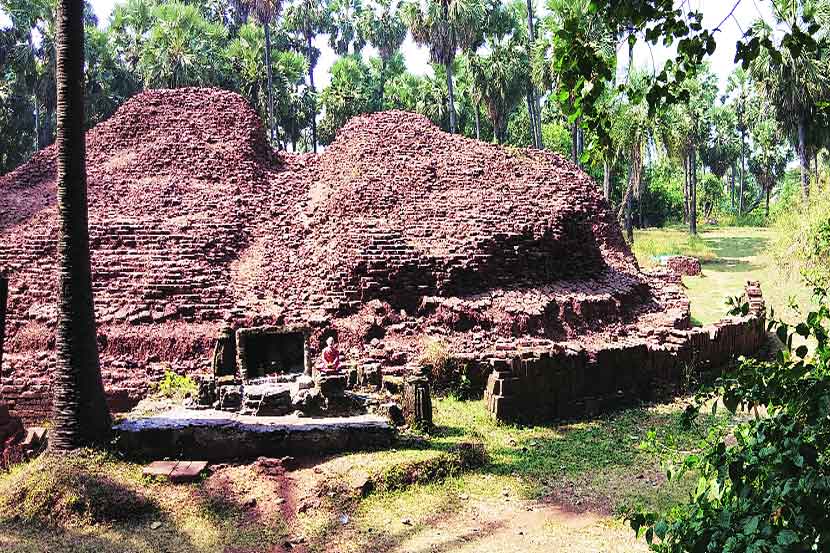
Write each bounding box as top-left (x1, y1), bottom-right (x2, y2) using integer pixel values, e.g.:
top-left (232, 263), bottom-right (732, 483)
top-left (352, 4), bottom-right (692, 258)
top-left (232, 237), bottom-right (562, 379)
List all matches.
top-left (113, 408), bottom-right (395, 460)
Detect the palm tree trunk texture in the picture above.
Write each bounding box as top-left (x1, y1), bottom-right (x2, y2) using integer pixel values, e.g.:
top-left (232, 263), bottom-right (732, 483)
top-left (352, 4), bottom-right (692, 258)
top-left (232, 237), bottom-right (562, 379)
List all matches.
top-left (525, 0), bottom-right (542, 148)
top-left (445, 60), bottom-right (456, 134)
top-left (307, 32), bottom-right (318, 152)
top-left (602, 159), bottom-right (611, 200)
top-left (264, 19), bottom-right (276, 145)
top-left (51, 0), bottom-right (112, 451)
top-left (689, 147), bottom-right (697, 235)
top-left (525, 91), bottom-right (537, 147)
top-left (798, 117), bottom-right (809, 201)
top-left (0, 275), bottom-right (7, 382)
top-left (740, 128), bottom-right (746, 214)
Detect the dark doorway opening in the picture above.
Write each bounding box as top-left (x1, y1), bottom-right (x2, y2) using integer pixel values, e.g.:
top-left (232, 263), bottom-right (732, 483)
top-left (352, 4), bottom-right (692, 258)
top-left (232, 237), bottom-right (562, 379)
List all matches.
top-left (237, 327), bottom-right (307, 379)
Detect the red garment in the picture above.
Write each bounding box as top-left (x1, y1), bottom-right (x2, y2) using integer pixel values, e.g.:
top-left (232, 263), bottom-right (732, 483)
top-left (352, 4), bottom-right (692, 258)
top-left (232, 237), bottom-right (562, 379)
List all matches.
top-left (322, 346), bottom-right (341, 372)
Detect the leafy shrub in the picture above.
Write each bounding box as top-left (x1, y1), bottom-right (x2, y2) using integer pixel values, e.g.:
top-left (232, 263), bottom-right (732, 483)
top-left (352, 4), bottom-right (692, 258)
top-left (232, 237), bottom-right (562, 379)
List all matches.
top-left (151, 369), bottom-right (197, 401)
top-left (630, 287), bottom-right (830, 551)
top-left (771, 186), bottom-right (830, 288)
top-left (0, 449), bottom-right (158, 525)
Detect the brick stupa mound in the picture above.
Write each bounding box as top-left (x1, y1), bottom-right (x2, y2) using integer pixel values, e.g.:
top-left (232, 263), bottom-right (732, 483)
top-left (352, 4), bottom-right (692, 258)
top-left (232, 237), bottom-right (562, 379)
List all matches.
top-left (0, 88), bottom-right (691, 420)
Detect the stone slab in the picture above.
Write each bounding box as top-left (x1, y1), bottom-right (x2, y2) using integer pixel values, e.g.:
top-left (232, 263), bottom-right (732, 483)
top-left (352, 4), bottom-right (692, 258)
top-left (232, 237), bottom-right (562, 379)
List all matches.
top-left (115, 409), bottom-right (395, 461)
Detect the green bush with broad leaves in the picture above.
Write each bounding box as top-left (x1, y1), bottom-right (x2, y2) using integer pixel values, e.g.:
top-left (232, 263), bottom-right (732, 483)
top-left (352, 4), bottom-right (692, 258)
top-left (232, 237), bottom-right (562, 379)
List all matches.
top-left (629, 286), bottom-right (830, 552)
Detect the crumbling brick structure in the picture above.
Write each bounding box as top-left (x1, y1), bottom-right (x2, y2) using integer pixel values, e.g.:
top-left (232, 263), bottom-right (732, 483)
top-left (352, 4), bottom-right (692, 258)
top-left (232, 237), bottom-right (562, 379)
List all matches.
top-left (0, 88), bottom-right (766, 422)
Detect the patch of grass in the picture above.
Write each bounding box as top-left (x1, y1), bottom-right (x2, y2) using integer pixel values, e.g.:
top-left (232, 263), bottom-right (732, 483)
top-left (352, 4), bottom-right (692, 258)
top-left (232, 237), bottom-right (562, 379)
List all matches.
top-left (632, 226), bottom-right (716, 267)
top-left (634, 226), bottom-right (814, 325)
top-left (0, 453), bottom-right (288, 552)
top-left (0, 449), bottom-right (158, 526)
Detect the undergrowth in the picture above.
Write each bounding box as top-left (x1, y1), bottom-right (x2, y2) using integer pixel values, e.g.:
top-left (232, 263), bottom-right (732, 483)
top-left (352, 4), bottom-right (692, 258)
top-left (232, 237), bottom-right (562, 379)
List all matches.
top-left (0, 449), bottom-right (158, 525)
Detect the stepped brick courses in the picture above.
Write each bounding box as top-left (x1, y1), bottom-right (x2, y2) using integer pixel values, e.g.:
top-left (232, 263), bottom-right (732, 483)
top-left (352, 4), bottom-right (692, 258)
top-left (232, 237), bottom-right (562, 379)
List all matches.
top-left (0, 88), bottom-right (765, 422)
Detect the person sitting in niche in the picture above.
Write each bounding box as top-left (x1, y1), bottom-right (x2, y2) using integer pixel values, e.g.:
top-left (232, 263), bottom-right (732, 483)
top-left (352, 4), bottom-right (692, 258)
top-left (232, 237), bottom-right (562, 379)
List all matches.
top-left (321, 336), bottom-right (342, 374)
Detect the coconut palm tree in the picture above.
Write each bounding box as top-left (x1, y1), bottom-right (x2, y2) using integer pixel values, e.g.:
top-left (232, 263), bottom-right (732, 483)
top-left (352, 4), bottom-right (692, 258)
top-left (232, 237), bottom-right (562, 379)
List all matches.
top-left (402, 0), bottom-right (487, 134)
top-left (360, 0), bottom-right (407, 108)
top-left (247, 0), bottom-right (283, 145)
top-left (50, 0), bottom-right (111, 451)
top-left (748, 0), bottom-right (830, 201)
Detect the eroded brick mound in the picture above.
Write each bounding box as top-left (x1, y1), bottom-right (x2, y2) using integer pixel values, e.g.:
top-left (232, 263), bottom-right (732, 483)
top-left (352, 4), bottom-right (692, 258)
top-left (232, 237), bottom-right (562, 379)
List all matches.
top-left (0, 88), bottom-right (683, 420)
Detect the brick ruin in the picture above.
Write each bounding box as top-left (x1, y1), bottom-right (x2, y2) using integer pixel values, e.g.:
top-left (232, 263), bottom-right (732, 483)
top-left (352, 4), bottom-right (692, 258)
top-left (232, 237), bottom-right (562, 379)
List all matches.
top-left (0, 88), bottom-right (766, 423)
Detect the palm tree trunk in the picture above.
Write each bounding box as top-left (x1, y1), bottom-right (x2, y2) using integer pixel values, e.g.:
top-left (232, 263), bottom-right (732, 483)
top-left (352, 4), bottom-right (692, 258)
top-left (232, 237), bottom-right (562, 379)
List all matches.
top-left (378, 58), bottom-right (387, 109)
top-left (689, 147), bottom-right (697, 235)
top-left (740, 127), bottom-right (746, 214)
top-left (51, 0), bottom-right (111, 451)
top-left (571, 122), bottom-right (577, 163)
top-left (445, 60), bottom-right (456, 133)
top-left (798, 116), bottom-right (809, 201)
top-left (307, 32), bottom-right (318, 152)
top-left (730, 162), bottom-right (735, 210)
top-left (525, 0), bottom-right (542, 148)
top-left (682, 154), bottom-right (689, 224)
top-left (602, 158), bottom-right (611, 199)
top-left (0, 275), bottom-right (7, 382)
top-left (474, 103), bottom-right (480, 140)
top-left (264, 19), bottom-right (276, 145)
top-left (526, 90), bottom-right (536, 147)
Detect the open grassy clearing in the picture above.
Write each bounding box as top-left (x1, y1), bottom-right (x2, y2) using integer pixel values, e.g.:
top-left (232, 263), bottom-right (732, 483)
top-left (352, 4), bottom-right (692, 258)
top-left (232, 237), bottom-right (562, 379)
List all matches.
top-left (634, 225), bottom-right (814, 325)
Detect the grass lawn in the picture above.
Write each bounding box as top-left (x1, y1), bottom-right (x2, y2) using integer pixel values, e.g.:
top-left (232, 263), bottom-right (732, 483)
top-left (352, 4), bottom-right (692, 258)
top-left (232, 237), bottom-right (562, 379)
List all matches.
top-left (634, 225), bottom-right (814, 325)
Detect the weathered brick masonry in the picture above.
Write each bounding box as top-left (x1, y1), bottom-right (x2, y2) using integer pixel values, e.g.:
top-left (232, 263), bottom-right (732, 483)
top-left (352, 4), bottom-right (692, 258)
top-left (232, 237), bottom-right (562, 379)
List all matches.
top-left (0, 88), bottom-right (766, 422)
top-left (484, 281), bottom-right (766, 421)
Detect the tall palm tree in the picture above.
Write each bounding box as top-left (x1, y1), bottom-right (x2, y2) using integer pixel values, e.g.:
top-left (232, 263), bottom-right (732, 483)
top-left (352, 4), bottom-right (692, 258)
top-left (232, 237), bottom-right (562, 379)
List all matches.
top-left (748, 1), bottom-right (830, 201)
top-left (402, 0), bottom-right (486, 134)
top-left (245, 0), bottom-right (283, 145)
top-left (360, 0), bottom-right (407, 109)
top-left (51, 0), bottom-right (111, 451)
top-left (726, 67), bottom-right (751, 214)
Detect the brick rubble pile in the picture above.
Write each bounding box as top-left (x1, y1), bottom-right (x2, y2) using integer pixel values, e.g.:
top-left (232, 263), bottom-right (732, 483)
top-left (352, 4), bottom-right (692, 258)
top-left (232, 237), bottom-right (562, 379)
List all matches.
top-left (0, 88), bottom-right (744, 421)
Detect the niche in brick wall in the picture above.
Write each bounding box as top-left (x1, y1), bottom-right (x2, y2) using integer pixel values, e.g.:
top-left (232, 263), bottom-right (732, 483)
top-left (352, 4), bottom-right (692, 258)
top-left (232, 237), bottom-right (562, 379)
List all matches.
top-left (236, 326), bottom-right (309, 380)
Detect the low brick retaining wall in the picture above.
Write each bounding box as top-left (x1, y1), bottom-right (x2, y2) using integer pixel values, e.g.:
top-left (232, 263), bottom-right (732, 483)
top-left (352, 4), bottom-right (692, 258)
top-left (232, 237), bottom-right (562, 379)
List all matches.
top-left (484, 282), bottom-right (766, 422)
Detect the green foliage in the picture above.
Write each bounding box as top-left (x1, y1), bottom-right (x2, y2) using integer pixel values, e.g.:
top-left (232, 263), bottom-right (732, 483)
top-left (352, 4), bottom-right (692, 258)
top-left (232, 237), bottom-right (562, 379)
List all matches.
top-left (151, 369), bottom-right (197, 401)
top-left (772, 182), bottom-right (830, 288)
top-left (372, 442), bottom-right (487, 493)
top-left (630, 287), bottom-right (830, 551)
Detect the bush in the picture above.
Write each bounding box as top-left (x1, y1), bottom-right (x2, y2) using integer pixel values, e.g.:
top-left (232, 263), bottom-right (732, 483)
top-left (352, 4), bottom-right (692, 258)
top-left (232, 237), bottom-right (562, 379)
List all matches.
top-left (630, 287), bottom-right (830, 551)
top-left (0, 449), bottom-right (158, 525)
top-left (771, 185), bottom-right (830, 288)
top-left (152, 369), bottom-right (197, 401)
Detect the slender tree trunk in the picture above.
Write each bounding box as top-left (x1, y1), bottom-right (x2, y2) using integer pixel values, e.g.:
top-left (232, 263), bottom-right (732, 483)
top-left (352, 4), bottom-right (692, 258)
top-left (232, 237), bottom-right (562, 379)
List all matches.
top-left (445, 60), bottom-right (456, 133)
top-left (307, 32), bottom-right (317, 153)
top-left (602, 158), bottom-right (611, 199)
top-left (51, 0), bottom-right (111, 451)
top-left (798, 116), bottom-right (809, 201)
top-left (264, 19), bottom-right (276, 146)
top-left (526, 90), bottom-right (537, 147)
top-left (730, 162), bottom-right (735, 210)
top-left (690, 147), bottom-right (697, 235)
top-left (526, 0), bottom-right (542, 148)
top-left (765, 187), bottom-right (770, 216)
top-left (378, 58), bottom-right (387, 109)
top-left (682, 155), bottom-right (689, 224)
top-left (0, 275), bottom-right (7, 383)
top-left (571, 122), bottom-right (578, 163)
top-left (474, 103), bottom-right (480, 140)
top-left (740, 127), bottom-right (746, 214)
